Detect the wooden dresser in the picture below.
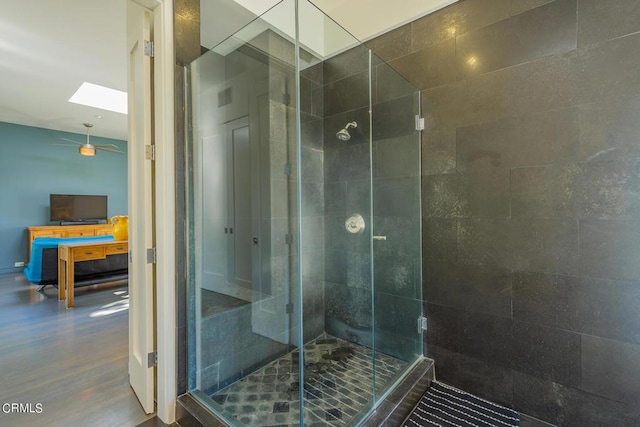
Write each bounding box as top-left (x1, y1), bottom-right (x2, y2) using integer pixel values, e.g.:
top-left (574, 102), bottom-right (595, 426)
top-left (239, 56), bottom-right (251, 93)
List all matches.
top-left (27, 224), bottom-right (113, 262)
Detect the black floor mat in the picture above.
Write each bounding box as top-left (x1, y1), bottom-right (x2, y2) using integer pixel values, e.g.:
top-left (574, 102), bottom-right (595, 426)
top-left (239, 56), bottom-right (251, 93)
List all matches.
top-left (404, 381), bottom-right (520, 426)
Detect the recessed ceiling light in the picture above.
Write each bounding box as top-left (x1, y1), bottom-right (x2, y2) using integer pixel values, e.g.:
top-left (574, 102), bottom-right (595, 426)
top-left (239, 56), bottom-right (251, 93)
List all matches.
top-left (69, 82), bottom-right (128, 115)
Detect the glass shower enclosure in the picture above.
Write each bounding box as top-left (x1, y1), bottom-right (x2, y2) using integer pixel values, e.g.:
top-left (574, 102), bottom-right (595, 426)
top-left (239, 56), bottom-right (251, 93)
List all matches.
top-left (185, 0), bottom-right (423, 424)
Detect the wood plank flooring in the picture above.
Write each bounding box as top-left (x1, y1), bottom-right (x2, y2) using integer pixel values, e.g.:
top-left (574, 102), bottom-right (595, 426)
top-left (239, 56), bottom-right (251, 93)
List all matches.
top-left (0, 272), bottom-right (154, 427)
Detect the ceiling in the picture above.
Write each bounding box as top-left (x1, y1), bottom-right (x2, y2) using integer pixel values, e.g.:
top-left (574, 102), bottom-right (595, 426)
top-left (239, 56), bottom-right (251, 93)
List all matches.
top-left (0, 0), bottom-right (455, 141)
top-left (0, 0), bottom-right (127, 140)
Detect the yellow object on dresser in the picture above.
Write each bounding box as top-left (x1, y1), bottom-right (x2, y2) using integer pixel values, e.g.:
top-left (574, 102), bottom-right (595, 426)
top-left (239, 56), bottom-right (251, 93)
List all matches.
top-left (110, 216), bottom-right (129, 241)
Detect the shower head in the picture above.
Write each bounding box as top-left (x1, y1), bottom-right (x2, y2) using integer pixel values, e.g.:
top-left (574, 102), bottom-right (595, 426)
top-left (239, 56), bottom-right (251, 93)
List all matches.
top-left (336, 121), bottom-right (357, 141)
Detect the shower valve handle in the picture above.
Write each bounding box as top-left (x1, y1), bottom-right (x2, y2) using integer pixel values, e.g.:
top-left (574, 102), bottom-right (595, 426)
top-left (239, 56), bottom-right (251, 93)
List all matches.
top-left (373, 236), bottom-right (387, 241)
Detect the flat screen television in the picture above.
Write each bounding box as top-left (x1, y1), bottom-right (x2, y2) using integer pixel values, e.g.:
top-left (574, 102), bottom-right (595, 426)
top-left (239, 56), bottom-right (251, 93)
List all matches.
top-left (50, 194), bottom-right (108, 223)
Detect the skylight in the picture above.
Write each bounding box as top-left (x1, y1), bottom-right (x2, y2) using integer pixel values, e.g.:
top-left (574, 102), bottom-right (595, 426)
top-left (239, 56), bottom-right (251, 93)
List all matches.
top-left (68, 82), bottom-right (128, 115)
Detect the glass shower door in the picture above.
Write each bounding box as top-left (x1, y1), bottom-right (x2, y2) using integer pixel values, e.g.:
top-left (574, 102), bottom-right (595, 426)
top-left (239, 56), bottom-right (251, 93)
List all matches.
top-left (371, 57), bottom-right (424, 398)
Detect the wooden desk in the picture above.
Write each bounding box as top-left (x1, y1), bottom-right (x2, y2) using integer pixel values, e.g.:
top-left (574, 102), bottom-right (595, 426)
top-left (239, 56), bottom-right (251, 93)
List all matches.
top-left (58, 240), bottom-right (128, 308)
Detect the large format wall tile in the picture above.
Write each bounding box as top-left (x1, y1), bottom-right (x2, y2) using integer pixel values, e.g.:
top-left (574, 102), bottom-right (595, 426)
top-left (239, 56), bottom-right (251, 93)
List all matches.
top-left (423, 218), bottom-right (457, 263)
top-left (456, 107), bottom-right (579, 171)
top-left (574, 32), bottom-right (640, 105)
top-left (509, 0), bottom-right (555, 16)
top-left (323, 45), bottom-right (370, 84)
top-left (423, 174), bottom-right (470, 218)
top-left (386, 39), bottom-right (456, 91)
top-left (362, 0), bottom-right (640, 422)
top-left (462, 166), bottom-right (511, 218)
top-left (513, 272), bottom-right (640, 345)
top-left (456, 0), bottom-right (577, 79)
top-left (510, 321), bottom-right (581, 387)
top-left (428, 345), bottom-right (515, 408)
top-left (375, 134), bottom-right (421, 179)
top-left (322, 71), bottom-right (370, 117)
top-left (458, 312), bottom-right (513, 367)
top-left (365, 24), bottom-right (411, 63)
top-left (373, 177), bottom-right (420, 217)
top-left (421, 85), bottom-right (457, 175)
top-left (425, 262), bottom-right (512, 318)
top-left (581, 335), bottom-right (640, 404)
top-left (372, 95), bottom-right (417, 141)
top-left (375, 61), bottom-right (417, 103)
top-left (457, 218), bottom-right (510, 268)
top-left (578, 0), bottom-right (640, 47)
top-left (513, 371), bottom-right (640, 425)
top-left (578, 95), bottom-right (640, 163)
top-left (511, 164), bottom-right (580, 219)
top-left (424, 303), bottom-right (460, 352)
top-left (509, 219), bottom-right (579, 275)
top-left (578, 160), bottom-right (640, 219)
top-left (411, 0), bottom-right (511, 51)
top-left (579, 219), bottom-right (640, 281)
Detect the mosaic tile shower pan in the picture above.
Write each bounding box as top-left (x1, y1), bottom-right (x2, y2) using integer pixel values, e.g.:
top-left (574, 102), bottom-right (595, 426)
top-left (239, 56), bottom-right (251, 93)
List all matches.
top-left (208, 334), bottom-right (408, 426)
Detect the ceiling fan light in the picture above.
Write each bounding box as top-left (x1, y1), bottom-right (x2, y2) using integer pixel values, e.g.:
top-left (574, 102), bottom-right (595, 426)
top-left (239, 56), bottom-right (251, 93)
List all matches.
top-left (79, 145), bottom-right (96, 156)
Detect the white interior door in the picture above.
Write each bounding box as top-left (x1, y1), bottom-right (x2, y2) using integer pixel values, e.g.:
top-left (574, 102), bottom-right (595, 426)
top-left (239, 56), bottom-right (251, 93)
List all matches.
top-left (127, 0), bottom-right (155, 414)
top-left (227, 119), bottom-right (253, 289)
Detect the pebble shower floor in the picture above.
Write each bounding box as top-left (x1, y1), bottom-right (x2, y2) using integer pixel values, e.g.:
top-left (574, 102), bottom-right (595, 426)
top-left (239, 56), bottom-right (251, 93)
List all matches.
top-left (209, 334), bottom-right (407, 426)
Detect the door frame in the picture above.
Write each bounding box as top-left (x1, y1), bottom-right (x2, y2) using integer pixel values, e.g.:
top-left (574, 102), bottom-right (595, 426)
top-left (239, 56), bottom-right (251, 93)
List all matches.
top-left (151, 0), bottom-right (176, 423)
top-left (127, 0), bottom-right (176, 423)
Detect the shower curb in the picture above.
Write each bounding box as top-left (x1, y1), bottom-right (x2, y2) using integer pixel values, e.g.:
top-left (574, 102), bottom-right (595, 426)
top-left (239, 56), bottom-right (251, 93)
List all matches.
top-left (176, 359), bottom-right (435, 426)
top-left (361, 357), bottom-right (435, 427)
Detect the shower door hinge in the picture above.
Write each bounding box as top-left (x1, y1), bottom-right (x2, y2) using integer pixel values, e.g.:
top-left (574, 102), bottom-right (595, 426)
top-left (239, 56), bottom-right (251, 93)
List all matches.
top-left (284, 162), bottom-right (292, 176)
top-left (145, 144), bottom-right (156, 161)
top-left (418, 316), bottom-right (428, 334)
top-left (286, 303), bottom-right (293, 314)
top-left (285, 233), bottom-right (293, 245)
top-left (148, 351), bottom-right (157, 367)
top-left (146, 247), bottom-right (157, 264)
top-left (281, 93), bottom-right (291, 105)
top-left (144, 40), bottom-right (154, 58)
top-left (415, 115), bottom-right (425, 131)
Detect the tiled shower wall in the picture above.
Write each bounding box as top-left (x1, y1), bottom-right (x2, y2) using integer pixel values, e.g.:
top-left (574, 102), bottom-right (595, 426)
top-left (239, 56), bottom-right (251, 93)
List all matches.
top-left (367, 0), bottom-right (640, 424)
top-left (317, 44), bottom-right (423, 362)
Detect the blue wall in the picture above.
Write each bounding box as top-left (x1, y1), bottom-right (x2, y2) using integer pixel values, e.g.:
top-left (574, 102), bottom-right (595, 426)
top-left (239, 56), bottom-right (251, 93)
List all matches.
top-left (0, 122), bottom-right (128, 273)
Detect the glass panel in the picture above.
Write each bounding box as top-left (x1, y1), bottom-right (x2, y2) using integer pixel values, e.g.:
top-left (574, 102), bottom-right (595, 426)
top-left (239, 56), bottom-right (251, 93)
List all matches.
top-left (186, 1), bottom-right (303, 425)
top-left (185, 0), bottom-right (422, 425)
top-left (297, 0), bottom-right (377, 424)
top-left (371, 54), bottom-right (424, 398)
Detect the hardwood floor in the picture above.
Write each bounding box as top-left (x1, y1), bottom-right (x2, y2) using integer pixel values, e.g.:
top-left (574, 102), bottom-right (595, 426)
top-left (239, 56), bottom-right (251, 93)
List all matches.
top-left (0, 272), bottom-right (154, 427)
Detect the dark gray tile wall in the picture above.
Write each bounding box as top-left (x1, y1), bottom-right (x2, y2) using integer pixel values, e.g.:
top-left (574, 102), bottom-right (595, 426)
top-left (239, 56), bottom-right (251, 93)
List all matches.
top-left (368, 0), bottom-right (640, 424)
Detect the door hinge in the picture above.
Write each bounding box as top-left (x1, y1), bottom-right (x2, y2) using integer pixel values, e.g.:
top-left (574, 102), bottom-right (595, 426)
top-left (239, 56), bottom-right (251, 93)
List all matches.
top-left (145, 144), bottom-right (156, 161)
top-left (148, 351), bottom-right (157, 367)
top-left (415, 115), bottom-right (425, 131)
top-left (284, 162), bottom-right (292, 176)
top-left (146, 247), bottom-right (157, 264)
top-left (418, 316), bottom-right (428, 334)
top-left (282, 93), bottom-right (290, 106)
top-left (285, 233), bottom-right (293, 245)
top-left (144, 40), bottom-right (154, 58)
top-left (286, 303), bottom-right (293, 314)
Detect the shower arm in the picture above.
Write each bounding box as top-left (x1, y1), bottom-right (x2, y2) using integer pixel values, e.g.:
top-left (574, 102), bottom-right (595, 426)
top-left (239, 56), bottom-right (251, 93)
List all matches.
top-left (344, 121), bottom-right (357, 130)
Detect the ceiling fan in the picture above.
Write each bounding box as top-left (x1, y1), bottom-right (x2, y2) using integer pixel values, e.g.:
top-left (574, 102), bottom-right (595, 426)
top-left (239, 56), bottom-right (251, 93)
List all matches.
top-left (55, 123), bottom-right (124, 156)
